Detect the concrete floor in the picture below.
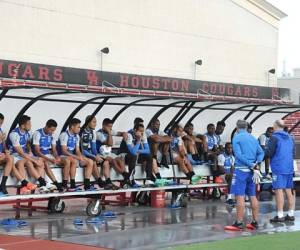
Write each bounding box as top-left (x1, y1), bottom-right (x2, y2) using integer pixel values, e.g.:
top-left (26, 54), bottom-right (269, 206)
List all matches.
top-left (0, 196), bottom-right (300, 250)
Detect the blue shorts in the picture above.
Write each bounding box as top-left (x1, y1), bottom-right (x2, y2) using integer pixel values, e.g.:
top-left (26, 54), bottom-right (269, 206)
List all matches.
top-left (272, 174), bottom-right (294, 190)
top-left (231, 170), bottom-right (256, 197)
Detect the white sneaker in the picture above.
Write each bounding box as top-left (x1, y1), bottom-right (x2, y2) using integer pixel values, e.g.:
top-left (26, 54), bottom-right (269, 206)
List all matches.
top-left (145, 180), bottom-right (155, 186)
top-left (46, 182), bottom-right (57, 191)
top-left (39, 185), bottom-right (50, 193)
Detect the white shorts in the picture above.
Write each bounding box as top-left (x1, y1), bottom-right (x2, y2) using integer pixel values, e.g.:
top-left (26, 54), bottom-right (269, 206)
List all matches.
top-left (12, 153), bottom-right (24, 164)
top-left (100, 153), bottom-right (118, 160)
top-left (45, 154), bottom-right (56, 167)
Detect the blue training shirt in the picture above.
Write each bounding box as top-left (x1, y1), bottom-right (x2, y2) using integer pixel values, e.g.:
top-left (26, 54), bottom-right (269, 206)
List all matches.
top-left (232, 129), bottom-right (264, 171)
top-left (265, 130), bottom-right (295, 175)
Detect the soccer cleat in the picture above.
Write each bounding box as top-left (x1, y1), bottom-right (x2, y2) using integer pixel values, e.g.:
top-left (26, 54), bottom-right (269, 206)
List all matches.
top-left (285, 215), bottom-right (295, 222)
top-left (104, 182), bottom-right (119, 190)
top-left (0, 191), bottom-right (8, 197)
top-left (131, 180), bottom-right (142, 188)
top-left (270, 216), bottom-right (285, 223)
top-left (154, 178), bottom-right (171, 187)
top-left (26, 182), bottom-right (37, 191)
top-left (246, 220), bottom-right (258, 230)
top-left (45, 182), bottom-right (57, 192)
top-left (54, 182), bottom-right (64, 192)
top-left (214, 176), bottom-right (224, 184)
top-left (68, 186), bottom-right (82, 192)
top-left (224, 221), bottom-right (244, 231)
top-left (85, 185), bottom-right (98, 191)
top-left (39, 185), bottom-right (50, 194)
top-left (191, 175), bottom-right (203, 185)
top-left (97, 179), bottom-right (106, 188)
top-left (20, 186), bottom-right (31, 195)
top-left (145, 180), bottom-right (155, 187)
top-left (225, 199), bottom-right (236, 207)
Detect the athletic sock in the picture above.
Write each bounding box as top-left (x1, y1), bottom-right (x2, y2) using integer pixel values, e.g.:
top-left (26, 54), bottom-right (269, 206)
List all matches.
top-left (0, 176), bottom-right (8, 188)
top-left (38, 177), bottom-right (46, 187)
top-left (288, 210), bottom-right (294, 217)
top-left (84, 178), bottom-right (91, 190)
top-left (122, 172), bottom-right (130, 181)
top-left (21, 179), bottom-right (28, 187)
top-left (148, 175), bottom-right (156, 182)
top-left (277, 211), bottom-right (284, 218)
top-left (155, 173), bottom-right (162, 179)
top-left (186, 172), bottom-right (192, 180)
top-left (62, 180), bottom-right (68, 188)
top-left (70, 179), bottom-right (76, 188)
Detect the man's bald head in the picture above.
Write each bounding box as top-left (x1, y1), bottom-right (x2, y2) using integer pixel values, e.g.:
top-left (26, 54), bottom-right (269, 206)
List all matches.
top-left (273, 119), bottom-right (285, 131)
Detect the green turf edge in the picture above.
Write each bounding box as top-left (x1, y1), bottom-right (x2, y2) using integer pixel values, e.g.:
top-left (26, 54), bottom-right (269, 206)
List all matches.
top-left (172, 230), bottom-right (300, 250)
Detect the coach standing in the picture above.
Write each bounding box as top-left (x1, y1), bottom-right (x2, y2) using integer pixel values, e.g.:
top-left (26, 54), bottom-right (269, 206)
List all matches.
top-left (225, 120), bottom-right (264, 231)
top-left (266, 120), bottom-right (295, 223)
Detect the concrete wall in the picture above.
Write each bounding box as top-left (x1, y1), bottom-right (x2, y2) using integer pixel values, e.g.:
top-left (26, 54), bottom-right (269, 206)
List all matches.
top-left (0, 0), bottom-right (280, 86)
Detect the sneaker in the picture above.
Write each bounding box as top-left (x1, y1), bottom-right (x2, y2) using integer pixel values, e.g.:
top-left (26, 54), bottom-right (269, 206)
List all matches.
top-left (20, 186), bottom-right (31, 195)
top-left (225, 199), bottom-right (236, 207)
top-left (0, 191), bottom-right (8, 197)
top-left (45, 182), bottom-right (57, 192)
top-left (67, 186), bottom-right (82, 192)
top-left (131, 180), bottom-right (142, 188)
top-left (54, 182), bottom-right (64, 192)
top-left (145, 180), bottom-right (155, 187)
top-left (97, 179), bottom-right (106, 188)
top-left (246, 220), bottom-right (258, 230)
top-left (191, 175), bottom-right (203, 185)
top-left (104, 182), bottom-right (119, 190)
top-left (85, 185), bottom-right (98, 191)
top-left (224, 221), bottom-right (244, 231)
top-left (39, 185), bottom-right (50, 194)
top-left (0, 187), bottom-right (8, 195)
top-left (214, 176), bottom-right (223, 184)
top-left (154, 178), bottom-right (170, 187)
top-left (270, 216), bottom-right (285, 223)
top-left (26, 182), bottom-right (37, 191)
top-left (285, 215), bottom-right (295, 222)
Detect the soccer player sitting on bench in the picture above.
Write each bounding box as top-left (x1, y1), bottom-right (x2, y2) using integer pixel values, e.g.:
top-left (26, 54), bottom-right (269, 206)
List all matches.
top-left (96, 118), bottom-right (131, 189)
top-left (58, 118), bottom-right (94, 191)
top-left (183, 123), bottom-right (204, 165)
top-left (146, 118), bottom-right (171, 169)
top-left (120, 123), bottom-right (156, 187)
top-left (0, 113), bottom-right (36, 195)
top-left (32, 119), bottom-right (69, 192)
top-left (7, 115), bottom-right (49, 193)
top-left (170, 124), bottom-right (201, 184)
top-left (204, 123), bottom-right (223, 183)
